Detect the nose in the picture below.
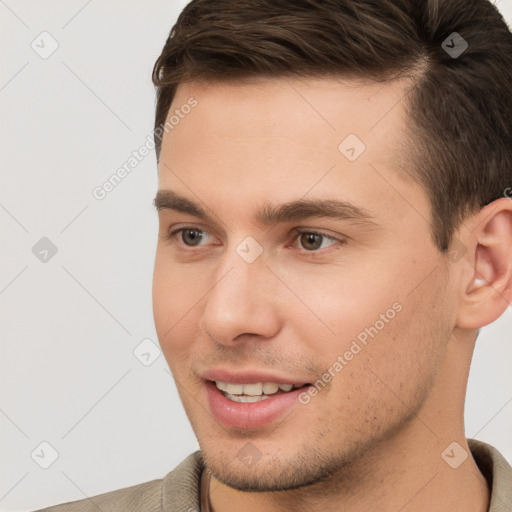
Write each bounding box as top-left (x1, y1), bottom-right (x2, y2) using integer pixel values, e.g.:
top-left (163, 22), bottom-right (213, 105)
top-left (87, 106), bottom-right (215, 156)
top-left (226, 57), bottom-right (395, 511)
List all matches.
top-left (199, 252), bottom-right (282, 346)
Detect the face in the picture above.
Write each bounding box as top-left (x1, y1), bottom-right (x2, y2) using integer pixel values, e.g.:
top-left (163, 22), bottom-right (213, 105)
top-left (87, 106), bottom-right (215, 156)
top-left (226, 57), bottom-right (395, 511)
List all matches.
top-left (152, 77), bottom-right (457, 491)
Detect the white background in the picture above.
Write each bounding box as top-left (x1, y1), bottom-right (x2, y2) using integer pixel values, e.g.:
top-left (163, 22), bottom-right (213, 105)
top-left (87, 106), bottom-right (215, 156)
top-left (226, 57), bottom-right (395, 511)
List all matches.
top-left (1, 1), bottom-right (511, 510)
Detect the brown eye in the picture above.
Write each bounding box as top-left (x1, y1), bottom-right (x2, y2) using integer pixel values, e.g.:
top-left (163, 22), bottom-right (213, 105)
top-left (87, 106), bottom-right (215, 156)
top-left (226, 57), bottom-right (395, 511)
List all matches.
top-left (299, 233), bottom-right (324, 251)
top-left (181, 229), bottom-right (205, 246)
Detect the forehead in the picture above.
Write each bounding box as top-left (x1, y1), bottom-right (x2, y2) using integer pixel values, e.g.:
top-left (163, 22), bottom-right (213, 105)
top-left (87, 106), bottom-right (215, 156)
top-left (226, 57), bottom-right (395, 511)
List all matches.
top-left (166, 75), bottom-right (411, 140)
top-left (157, 76), bottom-right (427, 225)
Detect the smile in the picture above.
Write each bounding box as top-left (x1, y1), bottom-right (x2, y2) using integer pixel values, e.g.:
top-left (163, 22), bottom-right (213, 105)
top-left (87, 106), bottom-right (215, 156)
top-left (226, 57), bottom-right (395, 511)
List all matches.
top-left (215, 380), bottom-right (305, 403)
top-left (204, 377), bottom-right (312, 429)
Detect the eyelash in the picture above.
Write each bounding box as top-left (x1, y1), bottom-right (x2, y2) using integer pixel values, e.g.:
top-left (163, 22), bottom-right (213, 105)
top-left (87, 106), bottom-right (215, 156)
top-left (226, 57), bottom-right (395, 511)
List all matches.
top-left (161, 226), bottom-right (347, 255)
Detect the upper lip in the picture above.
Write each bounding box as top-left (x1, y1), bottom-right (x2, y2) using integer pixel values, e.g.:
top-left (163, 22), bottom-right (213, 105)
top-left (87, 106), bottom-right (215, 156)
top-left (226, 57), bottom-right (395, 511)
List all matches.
top-left (201, 368), bottom-right (310, 385)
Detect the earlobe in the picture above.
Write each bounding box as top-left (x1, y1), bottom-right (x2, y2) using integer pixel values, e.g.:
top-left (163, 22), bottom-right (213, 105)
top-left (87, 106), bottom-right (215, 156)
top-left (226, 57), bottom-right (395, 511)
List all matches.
top-left (455, 198), bottom-right (512, 330)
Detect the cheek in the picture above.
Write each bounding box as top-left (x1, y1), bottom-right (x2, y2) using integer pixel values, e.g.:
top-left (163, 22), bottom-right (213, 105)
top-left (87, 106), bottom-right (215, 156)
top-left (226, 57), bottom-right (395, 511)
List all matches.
top-left (281, 257), bottom-right (450, 401)
top-left (347, 278), bottom-right (449, 410)
top-left (152, 253), bottom-right (209, 363)
top-left (275, 259), bottom-right (407, 350)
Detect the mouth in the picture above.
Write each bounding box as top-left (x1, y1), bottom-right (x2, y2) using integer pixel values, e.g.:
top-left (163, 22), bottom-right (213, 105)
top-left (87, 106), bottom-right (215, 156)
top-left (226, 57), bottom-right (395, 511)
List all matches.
top-left (202, 371), bottom-right (313, 429)
top-left (214, 380), bottom-right (308, 403)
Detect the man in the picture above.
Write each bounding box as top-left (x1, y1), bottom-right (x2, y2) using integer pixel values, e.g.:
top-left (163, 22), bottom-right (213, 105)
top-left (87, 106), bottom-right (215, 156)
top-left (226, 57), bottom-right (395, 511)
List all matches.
top-left (37, 0), bottom-right (512, 510)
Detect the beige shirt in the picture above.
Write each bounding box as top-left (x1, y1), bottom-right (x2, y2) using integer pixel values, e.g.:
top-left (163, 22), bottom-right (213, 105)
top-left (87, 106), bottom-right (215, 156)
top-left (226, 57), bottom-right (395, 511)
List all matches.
top-left (35, 439), bottom-right (512, 511)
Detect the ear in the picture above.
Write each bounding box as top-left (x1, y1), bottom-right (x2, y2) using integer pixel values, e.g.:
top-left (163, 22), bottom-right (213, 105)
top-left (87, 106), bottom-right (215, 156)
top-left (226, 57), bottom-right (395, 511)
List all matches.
top-left (455, 197), bottom-right (512, 329)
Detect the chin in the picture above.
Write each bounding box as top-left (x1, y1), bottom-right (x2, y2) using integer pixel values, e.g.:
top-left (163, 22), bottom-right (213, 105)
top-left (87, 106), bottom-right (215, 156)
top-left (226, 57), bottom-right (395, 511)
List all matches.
top-left (200, 440), bottom-right (352, 493)
top-left (212, 469), bottom-right (335, 493)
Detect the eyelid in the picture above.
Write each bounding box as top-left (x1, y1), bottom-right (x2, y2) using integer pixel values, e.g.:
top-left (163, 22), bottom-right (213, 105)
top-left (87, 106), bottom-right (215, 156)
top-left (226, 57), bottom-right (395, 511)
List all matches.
top-left (159, 221), bottom-right (216, 238)
top-left (292, 226), bottom-right (347, 241)
top-left (158, 211), bottom-right (226, 238)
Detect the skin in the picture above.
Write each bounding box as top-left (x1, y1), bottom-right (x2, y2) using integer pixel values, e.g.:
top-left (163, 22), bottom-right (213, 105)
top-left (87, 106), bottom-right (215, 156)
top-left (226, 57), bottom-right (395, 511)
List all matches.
top-left (152, 76), bottom-right (512, 512)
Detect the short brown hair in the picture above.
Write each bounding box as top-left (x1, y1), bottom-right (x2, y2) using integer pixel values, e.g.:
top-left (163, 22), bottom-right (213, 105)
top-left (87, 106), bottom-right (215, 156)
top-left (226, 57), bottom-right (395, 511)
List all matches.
top-left (152, 0), bottom-right (512, 252)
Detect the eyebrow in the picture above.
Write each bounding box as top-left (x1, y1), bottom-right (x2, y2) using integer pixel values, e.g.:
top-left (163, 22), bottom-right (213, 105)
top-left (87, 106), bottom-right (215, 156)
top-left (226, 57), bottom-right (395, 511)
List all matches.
top-left (153, 190), bottom-right (379, 227)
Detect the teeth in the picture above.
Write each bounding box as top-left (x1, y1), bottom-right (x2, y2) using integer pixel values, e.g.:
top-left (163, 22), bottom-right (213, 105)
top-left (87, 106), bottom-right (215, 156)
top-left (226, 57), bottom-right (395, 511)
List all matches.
top-left (215, 380), bottom-right (298, 396)
top-left (221, 382), bottom-right (243, 394)
top-left (215, 381), bottom-right (229, 392)
top-left (242, 383), bottom-right (263, 396)
top-left (262, 382), bottom-right (279, 394)
top-left (225, 393), bottom-right (270, 403)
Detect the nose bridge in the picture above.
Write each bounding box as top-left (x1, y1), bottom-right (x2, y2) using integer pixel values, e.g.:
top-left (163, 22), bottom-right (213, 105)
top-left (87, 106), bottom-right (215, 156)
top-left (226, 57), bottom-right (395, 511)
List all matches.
top-left (200, 244), bottom-right (280, 343)
top-left (208, 249), bottom-right (264, 319)
top-left (212, 236), bottom-right (268, 303)
top-left (213, 263), bottom-right (252, 312)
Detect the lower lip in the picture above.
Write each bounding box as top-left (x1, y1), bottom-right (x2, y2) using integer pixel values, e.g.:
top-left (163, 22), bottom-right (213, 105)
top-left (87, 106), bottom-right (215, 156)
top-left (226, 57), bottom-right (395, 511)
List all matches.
top-left (205, 381), bottom-right (309, 429)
